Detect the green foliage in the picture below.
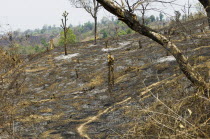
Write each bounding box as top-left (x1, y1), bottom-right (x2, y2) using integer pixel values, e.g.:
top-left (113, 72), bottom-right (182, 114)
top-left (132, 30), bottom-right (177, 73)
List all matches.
top-left (100, 29), bottom-right (108, 38)
top-left (101, 17), bottom-right (110, 25)
top-left (24, 25), bottom-right (61, 36)
top-left (126, 29), bottom-right (132, 34)
top-left (102, 31), bottom-right (108, 38)
top-left (156, 16), bottom-right (159, 21)
top-left (58, 29), bottom-right (76, 46)
top-left (117, 30), bottom-right (127, 36)
top-left (34, 45), bottom-right (40, 52)
top-left (41, 38), bottom-right (49, 47)
top-left (78, 21), bottom-right (94, 33)
top-left (159, 12), bottom-right (164, 21)
top-left (40, 25), bottom-right (48, 34)
top-left (149, 15), bottom-right (156, 22)
top-left (15, 44), bottom-right (46, 54)
top-left (89, 38), bottom-right (95, 41)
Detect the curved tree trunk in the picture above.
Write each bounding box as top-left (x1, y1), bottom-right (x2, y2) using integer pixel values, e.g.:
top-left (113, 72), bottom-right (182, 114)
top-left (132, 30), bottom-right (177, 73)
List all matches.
top-left (96, 0), bottom-right (209, 96)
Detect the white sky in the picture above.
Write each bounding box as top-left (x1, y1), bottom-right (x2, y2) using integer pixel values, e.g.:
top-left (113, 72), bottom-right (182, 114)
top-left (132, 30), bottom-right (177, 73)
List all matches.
top-left (0, 0), bottom-right (200, 32)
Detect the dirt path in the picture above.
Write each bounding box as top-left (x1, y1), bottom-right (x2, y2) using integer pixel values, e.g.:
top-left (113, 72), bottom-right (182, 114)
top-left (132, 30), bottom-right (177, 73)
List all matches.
top-left (77, 97), bottom-right (131, 139)
top-left (77, 74), bottom-right (180, 139)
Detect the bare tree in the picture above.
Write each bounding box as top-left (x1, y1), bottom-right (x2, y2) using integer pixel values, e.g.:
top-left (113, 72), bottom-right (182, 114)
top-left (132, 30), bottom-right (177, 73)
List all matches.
top-left (96, 0), bottom-right (209, 96)
top-left (175, 11), bottom-right (181, 22)
top-left (107, 53), bottom-right (114, 97)
top-left (69, 0), bottom-right (100, 44)
top-left (61, 11), bottom-right (69, 55)
top-left (186, 0), bottom-right (192, 18)
top-left (199, 0), bottom-right (210, 27)
top-left (140, 2), bottom-right (149, 25)
top-left (195, 2), bottom-right (206, 16)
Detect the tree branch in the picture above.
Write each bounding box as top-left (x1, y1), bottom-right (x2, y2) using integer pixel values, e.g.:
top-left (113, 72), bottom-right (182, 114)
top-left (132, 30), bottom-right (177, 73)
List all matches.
top-left (96, 0), bottom-right (209, 96)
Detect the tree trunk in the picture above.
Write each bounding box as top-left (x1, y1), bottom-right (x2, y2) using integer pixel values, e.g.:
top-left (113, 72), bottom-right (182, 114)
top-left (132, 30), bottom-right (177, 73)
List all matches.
top-left (94, 16), bottom-right (97, 44)
top-left (64, 30), bottom-right (67, 55)
top-left (142, 12), bottom-right (145, 25)
top-left (206, 10), bottom-right (210, 28)
top-left (96, 0), bottom-right (209, 96)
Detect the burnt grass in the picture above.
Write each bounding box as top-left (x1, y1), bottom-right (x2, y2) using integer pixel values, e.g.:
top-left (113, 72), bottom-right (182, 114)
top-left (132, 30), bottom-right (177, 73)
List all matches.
top-left (1, 29), bottom-right (210, 138)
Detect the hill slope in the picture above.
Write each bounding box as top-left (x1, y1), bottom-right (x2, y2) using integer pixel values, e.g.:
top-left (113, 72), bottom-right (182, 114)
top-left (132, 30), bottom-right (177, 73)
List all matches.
top-left (1, 31), bottom-right (210, 138)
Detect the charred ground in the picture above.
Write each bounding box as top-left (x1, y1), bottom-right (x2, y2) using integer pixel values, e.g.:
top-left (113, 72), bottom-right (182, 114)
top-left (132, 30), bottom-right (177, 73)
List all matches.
top-left (0, 20), bottom-right (210, 138)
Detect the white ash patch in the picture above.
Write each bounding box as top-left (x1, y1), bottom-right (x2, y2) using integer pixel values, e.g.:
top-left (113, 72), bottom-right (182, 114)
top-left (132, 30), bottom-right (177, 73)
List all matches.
top-left (138, 61), bottom-right (145, 66)
top-left (71, 91), bottom-right (84, 95)
top-left (196, 23), bottom-right (203, 27)
top-left (89, 44), bottom-right (97, 47)
top-left (99, 95), bottom-right (108, 100)
top-left (118, 41), bottom-right (131, 46)
top-left (125, 59), bottom-right (133, 65)
top-left (66, 81), bottom-right (76, 86)
top-left (91, 89), bottom-right (106, 95)
top-left (82, 104), bottom-right (91, 109)
top-left (58, 83), bottom-right (65, 87)
top-left (116, 66), bottom-right (125, 71)
top-left (41, 113), bottom-right (53, 116)
top-left (102, 46), bottom-right (124, 52)
top-left (102, 41), bottom-right (131, 52)
top-left (157, 56), bottom-right (176, 63)
top-left (78, 83), bottom-right (85, 87)
top-left (55, 53), bottom-right (79, 60)
top-left (33, 86), bottom-right (44, 93)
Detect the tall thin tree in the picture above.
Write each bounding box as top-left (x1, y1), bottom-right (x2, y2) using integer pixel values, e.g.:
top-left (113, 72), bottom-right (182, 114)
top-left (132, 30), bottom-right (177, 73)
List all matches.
top-left (69, 0), bottom-right (100, 44)
top-left (61, 11), bottom-right (69, 55)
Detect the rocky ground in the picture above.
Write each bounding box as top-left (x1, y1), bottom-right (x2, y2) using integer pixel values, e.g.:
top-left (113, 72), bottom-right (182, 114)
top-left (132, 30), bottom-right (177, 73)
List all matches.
top-left (0, 30), bottom-right (210, 138)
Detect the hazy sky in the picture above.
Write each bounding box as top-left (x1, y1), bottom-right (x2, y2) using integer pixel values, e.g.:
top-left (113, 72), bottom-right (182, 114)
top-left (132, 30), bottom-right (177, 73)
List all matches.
top-left (0, 0), bottom-right (199, 32)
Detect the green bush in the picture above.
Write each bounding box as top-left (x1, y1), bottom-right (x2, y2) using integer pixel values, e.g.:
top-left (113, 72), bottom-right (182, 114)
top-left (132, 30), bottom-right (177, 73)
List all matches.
top-left (101, 29), bottom-right (108, 38)
top-left (15, 44), bottom-right (45, 54)
top-left (126, 29), bottom-right (132, 34)
top-left (117, 30), bottom-right (127, 36)
top-left (58, 29), bottom-right (76, 46)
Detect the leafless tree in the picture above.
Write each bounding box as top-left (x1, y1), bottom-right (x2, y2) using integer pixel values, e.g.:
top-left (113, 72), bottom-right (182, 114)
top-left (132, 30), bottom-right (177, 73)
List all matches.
top-left (139, 2), bottom-right (149, 25)
top-left (96, 0), bottom-right (209, 96)
top-left (69, 0), bottom-right (100, 44)
top-left (187, 0), bottom-right (192, 18)
top-left (199, 0), bottom-right (210, 27)
top-left (195, 2), bottom-right (206, 16)
top-left (61, 11), bottom-right (69, 55)
top-left (175, 11), bottom-right (181, 22)
top-left (181, 0), bottom-right (192, 21)
top-left (107, 53), bottom-right (114, 97)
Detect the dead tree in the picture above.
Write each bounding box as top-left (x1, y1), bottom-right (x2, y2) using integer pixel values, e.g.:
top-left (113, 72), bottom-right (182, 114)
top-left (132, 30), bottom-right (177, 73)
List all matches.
top-left (175, 11), bottom-right (181, 23)
top-left (50, 39), bottom-right (55, 50)
top-left (61, 11), bottom-right (69, 55)
top-left (140, 2), bottom-right (149, 25)
top-left (96, 0), bottom-right (209, 96)
top-left (187, 0), bottom-right (192, 18)
top-left (77, 58), bottom-right (80, 64)
top-left (105, 40), bottom-right (109, 48)
top-left (69, 0), bottom-right (100, 44)
top-left (115, 26), bottom-right (119, 44)
top-left (107, 53), bottom-right (114, 97)
top-left (195, 2), bottom-right (206, 17)
top-left (199, 0), bottom-right (210, 28)
top-left (75, 69), bottom-right (79, 78)
top-left (138, 39), bottom-right (142, 49)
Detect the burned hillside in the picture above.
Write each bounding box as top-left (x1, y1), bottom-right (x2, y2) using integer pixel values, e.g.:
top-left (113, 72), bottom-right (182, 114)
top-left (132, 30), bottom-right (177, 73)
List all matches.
top-left (0, 17), bottom-right (210, 138)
